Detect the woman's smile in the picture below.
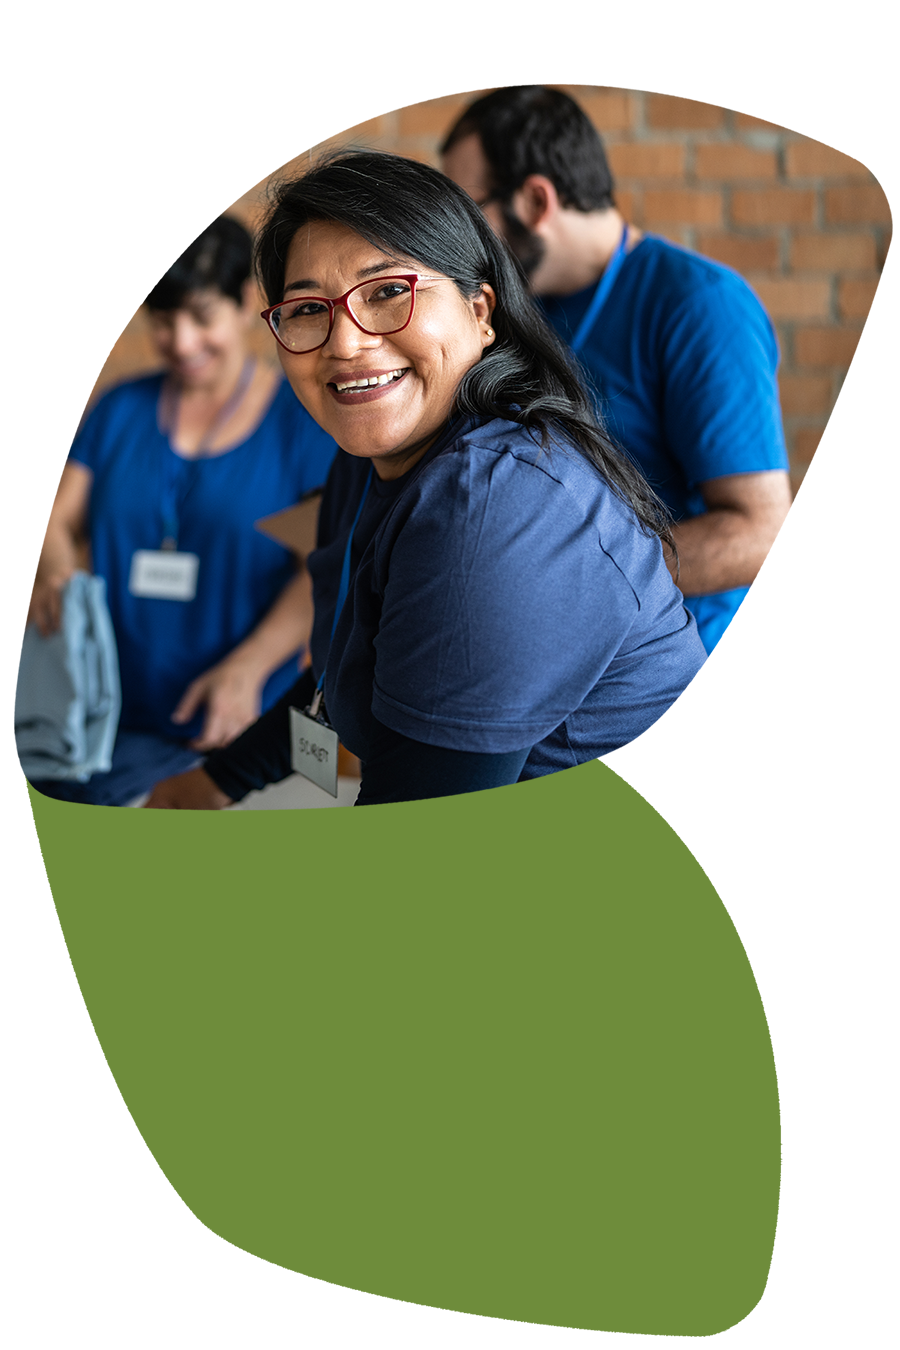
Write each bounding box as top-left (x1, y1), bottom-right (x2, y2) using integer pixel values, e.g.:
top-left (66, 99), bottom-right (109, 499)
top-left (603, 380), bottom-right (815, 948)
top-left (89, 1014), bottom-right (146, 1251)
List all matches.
top-left (277, 221), bottom-right (495, 479)
top-left (329, 367), bottom-right (409, 400)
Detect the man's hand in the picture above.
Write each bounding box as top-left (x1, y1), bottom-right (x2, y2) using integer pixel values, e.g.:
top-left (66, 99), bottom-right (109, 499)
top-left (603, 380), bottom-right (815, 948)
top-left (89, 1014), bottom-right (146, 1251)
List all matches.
top-left (171, 655), bottom-right (265, 751)
top-left (143, 766), bottom-right (234, 810)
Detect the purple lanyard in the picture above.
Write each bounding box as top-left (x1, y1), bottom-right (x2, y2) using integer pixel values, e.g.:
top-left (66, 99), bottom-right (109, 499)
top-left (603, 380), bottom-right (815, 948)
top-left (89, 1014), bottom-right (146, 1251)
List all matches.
top-left (570, 224), bottom-right (630, 354)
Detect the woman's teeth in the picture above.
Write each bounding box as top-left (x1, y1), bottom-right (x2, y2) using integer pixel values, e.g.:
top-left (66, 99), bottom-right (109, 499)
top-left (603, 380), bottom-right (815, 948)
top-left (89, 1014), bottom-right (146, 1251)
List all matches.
top-left (334, 370), bottom-right (405, 391)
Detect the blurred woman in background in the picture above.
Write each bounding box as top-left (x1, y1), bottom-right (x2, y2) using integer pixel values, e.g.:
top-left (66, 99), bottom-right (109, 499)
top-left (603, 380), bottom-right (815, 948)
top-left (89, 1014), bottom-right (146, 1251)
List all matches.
top-left (26, 215), bottom-right (337, 805)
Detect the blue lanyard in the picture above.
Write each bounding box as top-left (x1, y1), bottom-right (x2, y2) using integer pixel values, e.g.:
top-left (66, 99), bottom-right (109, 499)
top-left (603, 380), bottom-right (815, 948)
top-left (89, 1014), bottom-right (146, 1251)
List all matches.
top-left (309, 464), bottom-right (374, 717)
top-left (570, 224), bottom-right (630, 354)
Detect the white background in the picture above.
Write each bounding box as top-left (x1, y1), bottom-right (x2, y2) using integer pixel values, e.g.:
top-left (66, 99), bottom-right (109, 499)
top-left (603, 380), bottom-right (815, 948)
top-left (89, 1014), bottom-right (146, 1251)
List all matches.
top-left (1, 1), bottom-right (896, 1344)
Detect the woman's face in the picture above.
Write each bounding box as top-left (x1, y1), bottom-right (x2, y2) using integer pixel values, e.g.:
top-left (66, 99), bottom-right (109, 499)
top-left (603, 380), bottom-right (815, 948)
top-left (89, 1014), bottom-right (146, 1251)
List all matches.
top-left (147, 286), bottom-right (252, 390)
top-left (277, 221), bottom-right (496, 479)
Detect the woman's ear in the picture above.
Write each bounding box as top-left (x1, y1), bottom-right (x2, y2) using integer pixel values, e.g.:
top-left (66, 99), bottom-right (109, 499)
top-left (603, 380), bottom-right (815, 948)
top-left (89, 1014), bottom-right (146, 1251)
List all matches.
top-left (473, 283), bottom-right (497, 326)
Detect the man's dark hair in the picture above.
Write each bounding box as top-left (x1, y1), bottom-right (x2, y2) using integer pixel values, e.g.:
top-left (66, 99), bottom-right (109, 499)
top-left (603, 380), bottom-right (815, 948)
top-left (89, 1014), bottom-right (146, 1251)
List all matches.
top-left (441, 85), bottom-right (616, 213)
top-left (256, 150), bottom-right (671, 547)
top-left (145, 215), bottom-right (253, 311)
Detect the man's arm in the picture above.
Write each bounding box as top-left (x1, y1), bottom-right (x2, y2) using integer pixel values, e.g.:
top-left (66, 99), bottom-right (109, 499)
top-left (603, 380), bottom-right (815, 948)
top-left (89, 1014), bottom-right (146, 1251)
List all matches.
top-left (665, 470), bottom-right (792, 597)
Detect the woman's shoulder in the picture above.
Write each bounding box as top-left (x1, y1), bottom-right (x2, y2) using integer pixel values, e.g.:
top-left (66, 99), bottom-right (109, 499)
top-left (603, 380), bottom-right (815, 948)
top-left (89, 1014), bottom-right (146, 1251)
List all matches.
top-left (89, 370), bottom-right (166, 415)
top-left (70, 371), bottom-right (165, 463)
top-left (406, 415), bottom-right (664, 581)
top-left (428, 413), bottom-right (612, 508)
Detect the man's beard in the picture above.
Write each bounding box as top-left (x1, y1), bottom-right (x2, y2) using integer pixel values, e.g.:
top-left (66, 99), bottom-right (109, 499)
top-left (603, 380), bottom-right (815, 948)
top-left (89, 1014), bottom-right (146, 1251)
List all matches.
top-left (498, 201), bottom-right (546, 281)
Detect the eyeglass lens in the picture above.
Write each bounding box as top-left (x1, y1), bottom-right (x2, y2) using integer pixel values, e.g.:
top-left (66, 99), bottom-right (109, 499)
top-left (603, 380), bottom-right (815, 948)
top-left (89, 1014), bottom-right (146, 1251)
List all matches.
top-left (271, 277), bottom-right (415, 352)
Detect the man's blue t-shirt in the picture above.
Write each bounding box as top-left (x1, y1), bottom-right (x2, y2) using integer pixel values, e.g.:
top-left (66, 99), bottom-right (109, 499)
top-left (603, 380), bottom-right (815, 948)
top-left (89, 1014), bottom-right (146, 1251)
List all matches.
top-left (306, 415), bottom-right (706, 776)
top-left (69, 373), bottom-right (337, 740)
top-left (537, 236), bottom-right (789, 652)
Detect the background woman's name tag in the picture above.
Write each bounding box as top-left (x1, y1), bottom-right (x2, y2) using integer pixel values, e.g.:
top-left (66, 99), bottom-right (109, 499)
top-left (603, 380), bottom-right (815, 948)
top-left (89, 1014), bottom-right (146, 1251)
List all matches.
top-left (289, 707), bottom-right (339, 798)
top-left (129, 550), bottom-right (199, 601)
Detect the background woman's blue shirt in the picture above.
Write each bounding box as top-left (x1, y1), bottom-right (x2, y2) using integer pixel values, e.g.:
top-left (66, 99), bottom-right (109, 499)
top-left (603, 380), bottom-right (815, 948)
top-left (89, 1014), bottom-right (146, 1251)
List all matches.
top-left (69, 373), bottom-right (338, 740)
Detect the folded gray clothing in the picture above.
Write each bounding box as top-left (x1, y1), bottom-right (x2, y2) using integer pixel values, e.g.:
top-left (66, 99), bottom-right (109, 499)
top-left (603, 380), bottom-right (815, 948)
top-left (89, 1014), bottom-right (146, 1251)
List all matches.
top-left (16, 571), bottom-right (121, 782)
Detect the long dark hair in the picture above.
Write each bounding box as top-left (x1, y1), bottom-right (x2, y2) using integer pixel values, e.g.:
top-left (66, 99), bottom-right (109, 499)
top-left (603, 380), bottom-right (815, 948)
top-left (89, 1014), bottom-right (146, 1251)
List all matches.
top-left (256, 150), bottom-right (673, 547)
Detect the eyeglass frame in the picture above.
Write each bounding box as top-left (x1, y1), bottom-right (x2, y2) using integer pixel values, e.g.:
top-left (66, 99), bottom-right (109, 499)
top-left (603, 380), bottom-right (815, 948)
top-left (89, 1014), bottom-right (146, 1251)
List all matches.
top-left (260, 273), bottom-right (443, 355)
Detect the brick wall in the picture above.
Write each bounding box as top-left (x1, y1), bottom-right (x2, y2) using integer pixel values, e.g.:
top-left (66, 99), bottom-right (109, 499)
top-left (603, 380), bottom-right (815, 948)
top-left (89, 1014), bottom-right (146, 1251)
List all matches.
top-left (97, 86), bottom-right (891, 494)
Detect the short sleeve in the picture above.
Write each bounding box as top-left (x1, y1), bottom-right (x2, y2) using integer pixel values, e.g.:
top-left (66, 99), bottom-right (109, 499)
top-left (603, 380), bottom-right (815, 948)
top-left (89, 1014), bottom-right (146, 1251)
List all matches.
top-left (368, 450), bottom-right (655, 753)
top-left (67, 391), bottom-right (113, 473)
top-left (67, 379), bottom-right (159, 477)
top-left (659, 275), bottom-right (789, 489)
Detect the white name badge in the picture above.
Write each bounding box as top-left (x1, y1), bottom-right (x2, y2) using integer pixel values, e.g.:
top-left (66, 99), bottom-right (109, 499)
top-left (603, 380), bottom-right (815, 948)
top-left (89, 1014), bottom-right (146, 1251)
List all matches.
top-left (290, 707), bottom-right (339, 798)
top-left (129, 549), bottom-right (200, 601)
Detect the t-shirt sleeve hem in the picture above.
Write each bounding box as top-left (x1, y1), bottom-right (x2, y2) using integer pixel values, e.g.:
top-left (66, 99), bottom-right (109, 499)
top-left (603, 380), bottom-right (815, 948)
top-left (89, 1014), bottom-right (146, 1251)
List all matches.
top-left (371, 687), bottom-right (550, 755)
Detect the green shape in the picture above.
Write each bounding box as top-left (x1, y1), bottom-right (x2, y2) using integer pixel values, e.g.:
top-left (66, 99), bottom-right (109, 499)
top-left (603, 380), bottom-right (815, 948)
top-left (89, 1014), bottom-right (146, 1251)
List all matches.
top-left (29, 759), bottom-right (779, 1335)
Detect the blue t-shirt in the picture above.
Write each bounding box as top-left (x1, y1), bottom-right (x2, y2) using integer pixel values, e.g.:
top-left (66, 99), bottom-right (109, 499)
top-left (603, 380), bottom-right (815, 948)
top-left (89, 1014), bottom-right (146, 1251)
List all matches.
top-left (307, 415), bottom-right (706, 776)
top-left (69, 373), bottom-right (338, 740)
top-left (537, 236), bottom-right (789, 652)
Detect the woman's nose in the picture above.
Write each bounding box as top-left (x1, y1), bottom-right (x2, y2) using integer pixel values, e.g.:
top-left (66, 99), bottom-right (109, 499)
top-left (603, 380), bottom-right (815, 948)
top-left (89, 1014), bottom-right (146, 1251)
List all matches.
top-left (323, 304), bottom-right (381, 358)
top-left (170, 314), bottom-right (203, 357)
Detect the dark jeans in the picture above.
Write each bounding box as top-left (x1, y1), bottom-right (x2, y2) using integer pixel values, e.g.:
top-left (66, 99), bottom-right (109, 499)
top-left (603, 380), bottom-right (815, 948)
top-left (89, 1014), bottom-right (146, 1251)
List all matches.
top-left (28, 729), bottom-right (202, 807)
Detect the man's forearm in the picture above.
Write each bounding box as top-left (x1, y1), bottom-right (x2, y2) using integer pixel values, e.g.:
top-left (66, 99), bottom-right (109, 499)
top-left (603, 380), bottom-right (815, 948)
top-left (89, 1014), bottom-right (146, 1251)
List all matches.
top-left (669, 512), bottom-right (771, 595)
top-left (668, 471), bottom-right (792, 596)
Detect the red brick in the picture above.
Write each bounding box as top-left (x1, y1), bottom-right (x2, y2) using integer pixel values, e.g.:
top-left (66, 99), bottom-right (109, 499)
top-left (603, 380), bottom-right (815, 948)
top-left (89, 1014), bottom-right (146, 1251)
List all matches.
top-left (653, 227), bottom-right (693, 248)
top-left (790, 231), bottom-right (877, 271)
top-left (792, 426), bottom-right (825, 465)
top-left (607, 142), bottom-right (686, 179)
top-left (397, 96), bottom-right (475, 137)
top-left (876, 230), bottom-right (894, 269)
top-left (573, 88), bottom-right (636, 132)
top-left (391, 142), bottom-right (435, 166)
top-left (735, 112), bottom-right (788, 132)
top-left (646, 94), bottom-right (725, 130)
top-left (825, 184), bottom-right (891, 224)
top-left (778, 374), bottom-right (833, 417)
top-left (313, 115), bottom-right (390, 152)
top-left (794, 325), bottom-right (862, 367)
top-left (696, 232), bottom-right (781, 271)
top-left (732, 188), bottom-right (817, 225)
top-left (785, 140), bottom-right (871, 180)
top-left (751, 277), bottom-right (831, 319)
top-left (695, 144), bottom-right (778, 180)
top-left (615, 188), bottom-right (638, 223)
top-left (643, 189), bottom-right (723, 226)
top-left (838, 275), bottom-right (881, 319)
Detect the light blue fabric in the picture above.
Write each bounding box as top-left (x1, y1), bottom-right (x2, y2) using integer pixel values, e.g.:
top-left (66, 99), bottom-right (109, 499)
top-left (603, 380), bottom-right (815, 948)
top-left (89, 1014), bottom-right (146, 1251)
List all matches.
top-left (16, 571), bottom-right (121, 781)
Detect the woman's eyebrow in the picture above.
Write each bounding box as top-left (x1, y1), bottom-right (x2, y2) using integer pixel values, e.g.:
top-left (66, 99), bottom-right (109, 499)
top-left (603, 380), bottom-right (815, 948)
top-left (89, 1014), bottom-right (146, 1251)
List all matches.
top-left (282, 259), bottom-right (408, 297)
top-left (357, 258), bottom-right (406, 278)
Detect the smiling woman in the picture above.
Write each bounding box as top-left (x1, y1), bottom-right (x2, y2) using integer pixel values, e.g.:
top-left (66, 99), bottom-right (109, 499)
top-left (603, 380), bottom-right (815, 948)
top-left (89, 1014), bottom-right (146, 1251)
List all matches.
top-left (145, 151), bottom-right (707, 810)
top-left (269, 222), bottom-right (495, 477)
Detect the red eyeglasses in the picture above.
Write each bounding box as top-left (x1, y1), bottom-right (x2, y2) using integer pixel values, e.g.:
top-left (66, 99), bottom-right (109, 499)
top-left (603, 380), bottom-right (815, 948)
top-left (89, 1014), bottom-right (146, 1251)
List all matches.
top-left (261, 274), bottom-right (443, 354)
